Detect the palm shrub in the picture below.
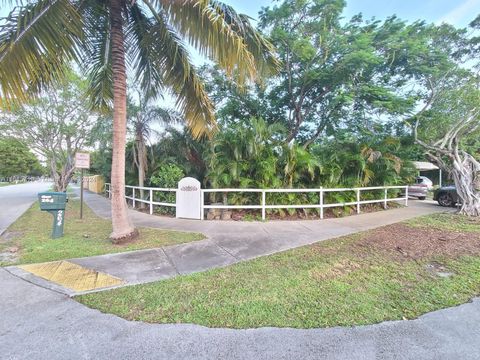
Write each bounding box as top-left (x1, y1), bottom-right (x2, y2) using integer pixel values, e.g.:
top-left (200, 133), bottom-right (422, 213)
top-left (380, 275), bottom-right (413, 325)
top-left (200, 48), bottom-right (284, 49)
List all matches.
top-left (206, 118), bottom-right (284, 205)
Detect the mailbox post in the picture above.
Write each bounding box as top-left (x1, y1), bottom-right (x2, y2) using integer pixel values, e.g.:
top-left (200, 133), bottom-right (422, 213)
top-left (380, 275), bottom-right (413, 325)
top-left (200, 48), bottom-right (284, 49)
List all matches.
top-left (38, 192), bottom-right (68, 239)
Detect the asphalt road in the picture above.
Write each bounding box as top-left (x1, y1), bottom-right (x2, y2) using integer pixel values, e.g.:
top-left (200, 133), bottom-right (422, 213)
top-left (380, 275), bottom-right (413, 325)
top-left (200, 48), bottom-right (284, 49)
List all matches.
top-left (1, 267), bottom-right (480, 359)
top-left (0, 182), bottom-right (51, 235)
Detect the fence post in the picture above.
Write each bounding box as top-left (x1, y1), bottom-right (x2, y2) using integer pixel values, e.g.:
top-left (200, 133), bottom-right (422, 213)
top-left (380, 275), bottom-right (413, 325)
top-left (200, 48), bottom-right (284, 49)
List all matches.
top-left (200, 190), bottom-right (205, 220)
top-left (356, 189), bottom-right (361, 214)
top-left (132, 188), bottom-right (136, 208)
top-left (405, 186), bottom-right (409, 207)
top-left (261, 190), bottom-right (266, 221)
top-left (384, 188), bottom-right (388, 209)
top-left (319, 187), bottom-right (324, 219)
top-left (149, 189), bottom-right (153, 214)
top-left (108, 184), bottom-right (111, 199)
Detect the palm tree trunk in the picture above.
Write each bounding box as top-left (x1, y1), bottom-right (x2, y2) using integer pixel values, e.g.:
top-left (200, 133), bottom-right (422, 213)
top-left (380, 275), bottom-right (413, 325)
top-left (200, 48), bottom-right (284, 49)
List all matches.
top-left (138, 139), bottom-right (146, 209)
top-left (109, 0), bottom-right (138, 242)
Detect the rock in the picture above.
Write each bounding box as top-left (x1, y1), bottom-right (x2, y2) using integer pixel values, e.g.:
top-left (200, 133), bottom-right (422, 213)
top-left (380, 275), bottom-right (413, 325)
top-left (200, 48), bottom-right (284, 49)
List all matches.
top-left (206, 203), bottom-right (224, 220)
top-left (221, 210), bottom-right (232, 220)
top-left (206, 212), bottom-right (216, 220)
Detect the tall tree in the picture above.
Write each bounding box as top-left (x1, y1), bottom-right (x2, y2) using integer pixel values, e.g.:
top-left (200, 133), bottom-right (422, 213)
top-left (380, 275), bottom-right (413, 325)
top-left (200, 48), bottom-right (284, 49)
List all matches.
top-left (0, 72), bottom-right (96, 191)
top-left (260, 0), bottom-right (459, 145)
top-left (413, 75), bottom-right (480, 216)
top-left (0, 0), bottom-right (279, 241)
top-left (0, 137), bottom-right (43, 179)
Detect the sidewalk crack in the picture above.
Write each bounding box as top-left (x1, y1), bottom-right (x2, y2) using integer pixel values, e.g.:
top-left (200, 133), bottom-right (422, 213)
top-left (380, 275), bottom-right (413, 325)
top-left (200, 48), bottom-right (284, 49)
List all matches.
top-left (159, 248), bottom-right (180, 275)
top-left (214, 242), bottom-right (240, 261)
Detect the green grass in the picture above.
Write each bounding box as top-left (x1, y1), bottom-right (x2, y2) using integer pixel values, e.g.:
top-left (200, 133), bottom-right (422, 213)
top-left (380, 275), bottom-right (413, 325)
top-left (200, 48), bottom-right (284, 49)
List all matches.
top-left (406, 212), bottom-right (480, 232)
top-left (0, 199), bottom-right (204, 265)
top-left (0, 182), bottom-right (11, 187)
top-left (78, 213), bottom-right (480, 329)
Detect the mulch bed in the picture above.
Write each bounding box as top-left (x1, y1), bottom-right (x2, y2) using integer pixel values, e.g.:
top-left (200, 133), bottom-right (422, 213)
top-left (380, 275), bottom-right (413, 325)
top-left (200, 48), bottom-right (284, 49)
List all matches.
top-left (352, 223), bottom-right (480, 260)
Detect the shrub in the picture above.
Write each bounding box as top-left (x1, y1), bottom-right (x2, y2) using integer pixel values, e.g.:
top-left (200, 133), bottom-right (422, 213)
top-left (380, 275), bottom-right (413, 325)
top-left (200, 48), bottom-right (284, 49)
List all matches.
top-left (150, 164), bottom-right (185, 215)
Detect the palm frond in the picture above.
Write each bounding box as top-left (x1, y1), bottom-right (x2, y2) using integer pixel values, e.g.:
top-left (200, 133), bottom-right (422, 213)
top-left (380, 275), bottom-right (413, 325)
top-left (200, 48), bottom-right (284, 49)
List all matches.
top-left (126, 3), bottom-right (165, 100)
top-left (156, 0), bottom-right (279, 85)
top-left (136, 0), bottom-right (217, 138)
top-left (79, 0), bottom-right (113, 111)
top-left (0, 0), bottom-right (83, 106)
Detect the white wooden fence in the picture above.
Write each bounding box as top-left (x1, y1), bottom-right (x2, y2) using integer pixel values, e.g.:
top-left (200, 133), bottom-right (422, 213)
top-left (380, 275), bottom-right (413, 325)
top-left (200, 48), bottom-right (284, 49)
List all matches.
top-left (105, 183), bottom-right (408, 220)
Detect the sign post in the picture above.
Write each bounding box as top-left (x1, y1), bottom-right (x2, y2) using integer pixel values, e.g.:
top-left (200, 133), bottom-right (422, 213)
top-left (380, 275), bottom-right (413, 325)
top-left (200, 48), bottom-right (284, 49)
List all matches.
top-left (75, 152), bottom-right (90, 219)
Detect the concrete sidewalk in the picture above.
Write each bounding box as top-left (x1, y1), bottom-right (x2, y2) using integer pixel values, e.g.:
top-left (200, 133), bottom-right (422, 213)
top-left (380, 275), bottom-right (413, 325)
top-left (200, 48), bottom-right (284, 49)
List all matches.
top-left (7, 190), bottom-right (447, 295)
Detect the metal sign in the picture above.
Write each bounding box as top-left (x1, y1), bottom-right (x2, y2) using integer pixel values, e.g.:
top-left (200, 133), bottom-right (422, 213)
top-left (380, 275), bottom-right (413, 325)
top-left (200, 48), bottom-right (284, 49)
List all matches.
top-left (75, 152), bottom-right (90, 169)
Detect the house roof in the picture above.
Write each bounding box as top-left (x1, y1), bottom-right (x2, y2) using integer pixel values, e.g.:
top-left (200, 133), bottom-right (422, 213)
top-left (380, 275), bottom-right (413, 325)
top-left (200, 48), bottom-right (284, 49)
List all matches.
top-left (412, 161), bottom-right (439, 171)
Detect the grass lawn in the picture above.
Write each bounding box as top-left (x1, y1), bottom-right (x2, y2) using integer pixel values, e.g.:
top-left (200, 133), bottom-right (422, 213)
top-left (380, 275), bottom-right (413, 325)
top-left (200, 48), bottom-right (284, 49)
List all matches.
top-left (0, 198), bottom-right (204, 266)
top-left (0, 182), bottom-right (11, 187)
top-left (78, 213), bottom-right (480, 329)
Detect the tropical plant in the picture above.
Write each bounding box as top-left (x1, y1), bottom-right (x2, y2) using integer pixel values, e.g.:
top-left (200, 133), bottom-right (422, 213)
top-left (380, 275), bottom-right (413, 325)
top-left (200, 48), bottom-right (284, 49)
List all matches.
top-left (128, 95), bottom-right (179, 207)
top-left (153, 127), bottom-right (209, 181)
top-left (0, 0), bottom-right (279, 241)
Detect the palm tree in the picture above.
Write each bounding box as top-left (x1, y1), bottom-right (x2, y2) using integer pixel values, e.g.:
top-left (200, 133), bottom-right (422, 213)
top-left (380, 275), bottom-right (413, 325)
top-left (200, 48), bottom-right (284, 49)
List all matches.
top-left (0, 0), bottom-right (279, 241)
top-left (128, 95), bottom-right (179, 207)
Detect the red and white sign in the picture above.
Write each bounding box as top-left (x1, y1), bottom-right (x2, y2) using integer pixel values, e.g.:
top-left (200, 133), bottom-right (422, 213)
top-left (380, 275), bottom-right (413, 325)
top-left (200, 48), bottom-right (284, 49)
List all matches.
top-left (75, 152), bottom-right (90, 169)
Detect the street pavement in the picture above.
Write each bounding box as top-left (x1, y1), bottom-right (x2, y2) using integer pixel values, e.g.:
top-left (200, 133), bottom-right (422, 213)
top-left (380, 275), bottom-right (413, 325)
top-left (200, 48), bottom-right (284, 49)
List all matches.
top-left (0, 181), bottom-right (51, 235)
top-left (1, 268), bottom-right (479, 360)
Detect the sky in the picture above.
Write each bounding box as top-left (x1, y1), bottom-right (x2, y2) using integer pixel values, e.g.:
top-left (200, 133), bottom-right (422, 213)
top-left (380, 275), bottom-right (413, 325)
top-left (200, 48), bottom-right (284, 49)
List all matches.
top-left (1, 0), bottom-right (479, 26)
top-left (224, 0), bottom-right (480, 27)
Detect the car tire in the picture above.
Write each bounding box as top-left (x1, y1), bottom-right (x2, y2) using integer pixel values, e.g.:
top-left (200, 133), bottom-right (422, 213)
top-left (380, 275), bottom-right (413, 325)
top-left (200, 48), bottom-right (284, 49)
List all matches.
top-left (437, 193), bottom-right (453, 207)
top-left (418, 196), bottom-right (426, 200)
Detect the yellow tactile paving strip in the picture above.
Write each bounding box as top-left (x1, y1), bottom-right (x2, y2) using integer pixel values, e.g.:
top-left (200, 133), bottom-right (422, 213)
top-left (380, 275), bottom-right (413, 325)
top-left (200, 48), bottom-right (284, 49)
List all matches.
top-left (19, 261), bottom-right (124, 292)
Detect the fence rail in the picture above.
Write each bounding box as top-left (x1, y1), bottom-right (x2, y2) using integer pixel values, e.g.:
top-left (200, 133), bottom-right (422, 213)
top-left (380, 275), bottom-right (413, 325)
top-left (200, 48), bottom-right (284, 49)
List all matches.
top-left (105, 183), bottom-right (408, 220)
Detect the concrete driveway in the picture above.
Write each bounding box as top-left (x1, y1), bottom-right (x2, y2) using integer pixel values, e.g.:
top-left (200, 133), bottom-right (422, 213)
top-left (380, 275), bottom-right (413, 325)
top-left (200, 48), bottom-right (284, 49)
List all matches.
top-left (0, 181), bottom-right (51, 235)
top-left (1, 268), bottom-right (479, 360)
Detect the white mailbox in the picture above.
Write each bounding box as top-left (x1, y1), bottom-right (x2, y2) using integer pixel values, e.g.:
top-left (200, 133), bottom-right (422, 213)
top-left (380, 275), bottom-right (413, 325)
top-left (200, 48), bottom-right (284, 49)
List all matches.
top-left (176, 177), bottom-right (201, 220)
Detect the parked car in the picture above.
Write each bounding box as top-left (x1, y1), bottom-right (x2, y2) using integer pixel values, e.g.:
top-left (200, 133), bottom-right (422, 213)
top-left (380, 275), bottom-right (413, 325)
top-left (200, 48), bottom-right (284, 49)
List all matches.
top-left (417, 176), bottom-right (433, 190)
top-left (434, 186), bottom-right (460, 207)
top-left (400, 176), bottom-right (430, 200)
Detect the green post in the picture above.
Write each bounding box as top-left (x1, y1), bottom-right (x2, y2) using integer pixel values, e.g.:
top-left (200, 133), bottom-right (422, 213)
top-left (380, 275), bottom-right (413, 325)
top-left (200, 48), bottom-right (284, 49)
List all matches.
top-left (49, 209), bottom-right (65, 239)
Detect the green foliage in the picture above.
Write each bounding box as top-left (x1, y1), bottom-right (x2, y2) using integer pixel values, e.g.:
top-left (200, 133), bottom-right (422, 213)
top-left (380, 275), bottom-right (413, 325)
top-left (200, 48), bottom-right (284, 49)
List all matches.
top-left (0, 138), bottom-right (42, 178)
top-left (150, 163), bottom-right (185, 215)
top-left (150, 163), bottom-right (185, 188)
top-left (202, 117), bottom-right (414, 213)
